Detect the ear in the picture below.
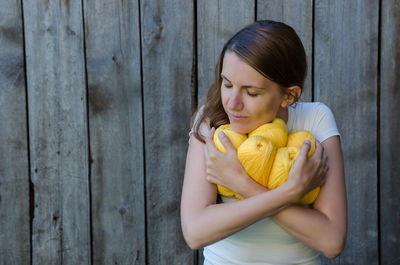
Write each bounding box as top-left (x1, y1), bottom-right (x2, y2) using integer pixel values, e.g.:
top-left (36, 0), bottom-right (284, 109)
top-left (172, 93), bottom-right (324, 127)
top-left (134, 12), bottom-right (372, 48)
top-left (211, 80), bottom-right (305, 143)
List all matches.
top-left (280, 86), bottom-right (302, 108)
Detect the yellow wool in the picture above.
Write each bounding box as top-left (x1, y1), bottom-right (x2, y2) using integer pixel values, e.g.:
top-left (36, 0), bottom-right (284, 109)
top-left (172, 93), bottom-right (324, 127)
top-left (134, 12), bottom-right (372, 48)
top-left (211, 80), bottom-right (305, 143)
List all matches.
top-left (298, 187), bottom-right (321, 204)
top-left (213, 121), bottom-right (320, 204)
top-left (213, 124), bottom-right (247, 153)
top-left (287, 131), bottom-right (315, 158)
top-left (248, 118), bottom-right (288, 147)
top-left (216, 185), bottom-right (239, 199)
top-left (238, 136), bottom-right (276, 188)
top-left (214, 124), bottom-right (247, 199)
top-left (268, 147), bottom-right (299, 189)
top-left (268, 146), bottom-right (320, 204)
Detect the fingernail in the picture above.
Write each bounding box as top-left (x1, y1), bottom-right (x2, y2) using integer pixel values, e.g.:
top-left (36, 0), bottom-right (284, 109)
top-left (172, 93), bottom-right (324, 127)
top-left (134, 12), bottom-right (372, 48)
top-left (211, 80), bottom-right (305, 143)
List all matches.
top-left (218, 131), bottom-right (225, 138)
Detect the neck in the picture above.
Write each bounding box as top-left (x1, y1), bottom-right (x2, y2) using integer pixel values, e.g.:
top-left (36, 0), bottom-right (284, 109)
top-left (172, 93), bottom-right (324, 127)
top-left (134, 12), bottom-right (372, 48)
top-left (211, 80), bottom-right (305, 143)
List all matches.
top-left (276, 107), bottom-right (288, 124)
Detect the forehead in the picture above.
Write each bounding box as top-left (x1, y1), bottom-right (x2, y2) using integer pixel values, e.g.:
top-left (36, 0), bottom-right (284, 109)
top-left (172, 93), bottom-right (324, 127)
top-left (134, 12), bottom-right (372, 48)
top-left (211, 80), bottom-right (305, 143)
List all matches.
top-left (221, 51), bottom-right (269, 85)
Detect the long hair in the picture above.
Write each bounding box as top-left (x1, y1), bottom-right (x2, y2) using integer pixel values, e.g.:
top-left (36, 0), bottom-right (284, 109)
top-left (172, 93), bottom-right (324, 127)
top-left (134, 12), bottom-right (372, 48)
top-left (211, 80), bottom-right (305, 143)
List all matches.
top-left (192, 20), bottom-right (307, 143)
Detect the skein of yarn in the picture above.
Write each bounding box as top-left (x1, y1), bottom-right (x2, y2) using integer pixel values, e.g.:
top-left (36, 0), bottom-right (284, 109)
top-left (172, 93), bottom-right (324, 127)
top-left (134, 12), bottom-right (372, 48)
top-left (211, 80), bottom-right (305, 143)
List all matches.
top-left (248, 118), bottom-right (288, 148)
top-left (287, 131), bottom-right (315, 157)
top-left (268, 146), bottom-right (320, 205)
top-left (212, 120), bottom-right (320, 204)
top-left (238, 136), bottom-right (276, 188)
top-left (214, 124), bottom-right (247, 153)
top-left (213, 124), bottom-right (247, 199)
top-left (268, 147), bottom-right (299, 189)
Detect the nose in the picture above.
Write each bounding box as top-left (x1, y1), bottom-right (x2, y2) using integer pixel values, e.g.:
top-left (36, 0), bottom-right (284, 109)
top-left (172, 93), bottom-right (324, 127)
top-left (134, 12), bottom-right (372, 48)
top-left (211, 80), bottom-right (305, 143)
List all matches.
top-left (227, 88), bottom-right (243, 110)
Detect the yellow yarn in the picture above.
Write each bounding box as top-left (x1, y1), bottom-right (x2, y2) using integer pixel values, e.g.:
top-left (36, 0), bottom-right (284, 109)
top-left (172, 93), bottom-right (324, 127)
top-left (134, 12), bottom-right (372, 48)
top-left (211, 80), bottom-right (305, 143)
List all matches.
top-left (287, 131), bottom-right (315, 158)
top-left (268, 147), bottom-right (321, 204)
top-left (213, 124), bottom-right (247, 153)
top-left (268, 147), bottom-right (299, 189)
top-left (238, 136), bottom-right (276, 188)
top-left (248, 118), bottom-right (288, 147)
top-left (298, 187), bottom-right (321, 204)
top-left (217, 136), bottom-right (277, 200)
top-left (213, 124), bottom-right (247, 199)
top-left (212, 121), bottom-right (320, 204)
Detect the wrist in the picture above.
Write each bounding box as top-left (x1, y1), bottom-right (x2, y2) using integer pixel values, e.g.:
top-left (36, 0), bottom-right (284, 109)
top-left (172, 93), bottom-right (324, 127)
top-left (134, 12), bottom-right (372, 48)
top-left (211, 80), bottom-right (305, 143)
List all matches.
top-left (280, 180), bottom-right (303, 204)
top-left (236, 172), bottom-right (268, 198)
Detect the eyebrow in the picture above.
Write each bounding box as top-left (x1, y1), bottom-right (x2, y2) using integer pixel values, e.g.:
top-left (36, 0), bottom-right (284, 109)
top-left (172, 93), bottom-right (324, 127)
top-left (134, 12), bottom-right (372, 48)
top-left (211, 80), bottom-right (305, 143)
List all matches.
top-left (221, 74), bottom-right (266, 90)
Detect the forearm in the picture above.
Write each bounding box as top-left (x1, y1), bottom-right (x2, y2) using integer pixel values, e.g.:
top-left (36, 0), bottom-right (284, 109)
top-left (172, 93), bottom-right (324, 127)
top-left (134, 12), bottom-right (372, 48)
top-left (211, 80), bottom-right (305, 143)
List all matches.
top-left (240, 179), bottom-right (346, 258)
top-left (182, 184), bottom-right (296, 249)
top-left (272, 137), bottom-right (347, 258)
top-left (272, 205), bottom-right (346, 258)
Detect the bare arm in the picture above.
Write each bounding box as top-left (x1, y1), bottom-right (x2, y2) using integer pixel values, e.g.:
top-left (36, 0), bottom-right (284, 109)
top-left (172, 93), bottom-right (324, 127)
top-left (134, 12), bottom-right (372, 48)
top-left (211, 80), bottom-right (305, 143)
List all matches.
top-left (180, 129), bottom-right (324, 249)
top-left (272, 136), bottom-right (347, 258)
top-left (230, 136), bottom-right (347, 259)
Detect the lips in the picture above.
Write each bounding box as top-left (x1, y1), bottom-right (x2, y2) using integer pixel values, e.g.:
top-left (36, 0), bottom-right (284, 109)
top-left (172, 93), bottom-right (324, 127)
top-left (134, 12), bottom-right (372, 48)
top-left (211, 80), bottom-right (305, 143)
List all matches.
top-left (228, 113), bottom-right (248, 121)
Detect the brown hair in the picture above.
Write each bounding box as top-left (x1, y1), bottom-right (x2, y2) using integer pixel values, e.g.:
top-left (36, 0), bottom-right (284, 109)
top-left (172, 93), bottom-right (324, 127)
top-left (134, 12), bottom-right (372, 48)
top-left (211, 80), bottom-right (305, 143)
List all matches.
top-left (193, 20), bottom-right (307, 143)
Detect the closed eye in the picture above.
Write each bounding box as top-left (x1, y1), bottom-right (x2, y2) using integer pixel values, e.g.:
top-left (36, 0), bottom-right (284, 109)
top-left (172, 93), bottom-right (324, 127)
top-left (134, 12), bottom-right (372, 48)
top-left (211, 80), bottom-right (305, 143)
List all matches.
top-left (247, 91), bottom-right (258, 97)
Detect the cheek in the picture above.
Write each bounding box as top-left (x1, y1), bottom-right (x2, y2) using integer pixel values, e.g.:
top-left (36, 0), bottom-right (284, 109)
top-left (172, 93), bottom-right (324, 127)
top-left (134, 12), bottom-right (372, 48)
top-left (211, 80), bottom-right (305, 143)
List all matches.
top-left (252, 98), bottom-right (280, 119)
top-left (220, 88), bottom-right (229, 107)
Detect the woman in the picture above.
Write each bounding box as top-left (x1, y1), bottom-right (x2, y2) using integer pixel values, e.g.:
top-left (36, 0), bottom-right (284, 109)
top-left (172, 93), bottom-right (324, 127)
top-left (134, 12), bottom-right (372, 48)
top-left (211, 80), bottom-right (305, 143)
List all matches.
top-left (180, 20), bottom-right (347, 265)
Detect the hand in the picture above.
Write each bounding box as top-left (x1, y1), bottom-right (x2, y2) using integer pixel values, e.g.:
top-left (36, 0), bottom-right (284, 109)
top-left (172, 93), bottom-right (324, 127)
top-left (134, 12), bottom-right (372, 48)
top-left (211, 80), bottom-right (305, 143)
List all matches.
top-left (285, 140), bottom-right (328, 201)
top-left (204, 127), bottom-right (248, 193)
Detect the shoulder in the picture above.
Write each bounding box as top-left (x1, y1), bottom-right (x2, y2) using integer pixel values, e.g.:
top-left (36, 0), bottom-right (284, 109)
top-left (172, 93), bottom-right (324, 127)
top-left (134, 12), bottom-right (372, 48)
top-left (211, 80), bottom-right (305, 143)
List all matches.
top-left (289, 102), bottom-right (340, 143)
top-left (189, 105), bottom-right (210, 142)
top-left (290, 102), bottom-right (335, 122)
top-left (290, 101), bottom-right (331, 115)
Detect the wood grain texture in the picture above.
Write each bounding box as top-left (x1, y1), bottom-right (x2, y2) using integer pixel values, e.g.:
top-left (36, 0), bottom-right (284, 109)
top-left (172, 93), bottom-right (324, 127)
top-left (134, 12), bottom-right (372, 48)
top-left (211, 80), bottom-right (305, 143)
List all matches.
top-left (141, 0), bottom-right (194, 264)
top-left (1, 1), bottom-right (399, 264)
top-left (22, 0), bottom-right (91, 264)
top-left (257, 0), bottom-right (313, 102)
top-left (197, 0), bottom-right (254, 101)
top-left (314, 0), bottom-right (379, 264)
top-left (0, 1), bottom-right (30, 264)
top-left (84, 0), bottom-right (145, 264)
top-left (196, 2), bottom-right (254, 263)
top-left (380, 0), bottom-right (400, 264)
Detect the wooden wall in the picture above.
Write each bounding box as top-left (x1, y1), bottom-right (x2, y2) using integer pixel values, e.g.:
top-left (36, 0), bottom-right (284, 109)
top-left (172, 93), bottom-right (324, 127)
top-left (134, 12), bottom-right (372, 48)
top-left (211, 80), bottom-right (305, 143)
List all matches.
top-left (0, 0), bottom-right (398, 264)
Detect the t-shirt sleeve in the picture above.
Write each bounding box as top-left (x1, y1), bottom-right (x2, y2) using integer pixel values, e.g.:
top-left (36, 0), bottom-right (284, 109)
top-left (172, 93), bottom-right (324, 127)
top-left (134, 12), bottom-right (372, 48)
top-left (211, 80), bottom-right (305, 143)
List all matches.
top-left (311, 103), bottom-right (341, 143)
top-left (188, 105), bottom-right (210, 143)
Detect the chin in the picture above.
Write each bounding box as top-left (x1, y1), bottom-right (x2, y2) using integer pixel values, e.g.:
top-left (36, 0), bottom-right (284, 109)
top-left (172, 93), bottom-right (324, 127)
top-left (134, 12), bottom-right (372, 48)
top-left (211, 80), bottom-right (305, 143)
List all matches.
top-left (230, 123), bottom-right (252, 134)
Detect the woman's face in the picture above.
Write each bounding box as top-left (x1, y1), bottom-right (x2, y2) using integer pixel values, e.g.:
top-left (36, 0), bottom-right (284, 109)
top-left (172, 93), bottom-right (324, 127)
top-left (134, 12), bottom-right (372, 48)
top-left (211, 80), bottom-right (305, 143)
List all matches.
top-left (221, 51), bottom-right (286, 134)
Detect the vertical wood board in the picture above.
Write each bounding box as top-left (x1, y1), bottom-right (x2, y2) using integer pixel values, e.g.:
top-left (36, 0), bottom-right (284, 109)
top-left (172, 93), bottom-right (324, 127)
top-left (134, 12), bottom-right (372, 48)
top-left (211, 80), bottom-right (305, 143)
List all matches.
top-left (84, 0), bottom-right (146, 263)
top-left (197, 0), bottom-right (254, 102)
top-left (141, 0), bottom-right (194, 264)
top-left (23, 0), bottom-right (91, 264)
top-left (257, 0), bottom-right (313, 102)
top-left (196, 1), bottom-right (254, 263)
top-left (380, 0), bottom-right (400, 264)
top-left (314, 0), bottom-right (379, 263)
top-left (0, 1), bottom-right (30, 264)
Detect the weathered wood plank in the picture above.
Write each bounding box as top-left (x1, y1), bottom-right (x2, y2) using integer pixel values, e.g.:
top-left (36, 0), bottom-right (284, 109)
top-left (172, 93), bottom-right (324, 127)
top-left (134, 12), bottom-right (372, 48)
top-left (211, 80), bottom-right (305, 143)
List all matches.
top-left (84, 0), bottom-right (146, 264)
top-left (141, 0), bottom-right (194, 264)
top-left (257, 0), bottom-right (313, 102)
top-left (196, 2), bottom-right (254, 263)
top-left (0, 1), bottom-right (30, 265)
top-left (197, 0), bottom-right (255, 264)
top-left (197, 0), bottom-right (254, 101)
top-left (314, 0), bottom-right (379, 264)
top-left (380, 0), bottom-right (400, 264)
top-left (22, 0), bottom-right (91, 264)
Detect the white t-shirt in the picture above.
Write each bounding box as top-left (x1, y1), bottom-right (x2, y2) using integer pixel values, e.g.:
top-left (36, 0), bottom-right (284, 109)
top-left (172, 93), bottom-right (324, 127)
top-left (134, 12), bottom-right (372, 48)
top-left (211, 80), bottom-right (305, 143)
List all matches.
top-left (189, 102), bottom-right (340, 265)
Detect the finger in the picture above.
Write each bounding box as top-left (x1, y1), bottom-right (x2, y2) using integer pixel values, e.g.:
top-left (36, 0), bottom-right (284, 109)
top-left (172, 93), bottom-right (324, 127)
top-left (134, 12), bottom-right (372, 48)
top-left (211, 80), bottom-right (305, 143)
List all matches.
top-left (313, 140), bottom-right (324, 159)
top-left (322, 149), bottom-right (328, 167)
top-left (321, 167), bottom-right (328, 186)
top-left (218, 131), bottom-right (236, 153)
top-left (205, 127), bottom-right (217, 150)
top-left (206, 127), bottom-right (216, 143)
top-left (298, 139), bottom-right (311, 160)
